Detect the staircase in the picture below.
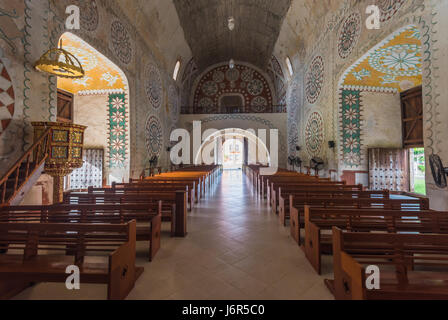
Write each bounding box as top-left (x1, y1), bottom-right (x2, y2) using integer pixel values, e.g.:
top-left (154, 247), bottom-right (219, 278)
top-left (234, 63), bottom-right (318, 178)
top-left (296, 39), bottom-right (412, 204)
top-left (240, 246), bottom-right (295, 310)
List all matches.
top-left (0, 128), bottom-right (52, 207)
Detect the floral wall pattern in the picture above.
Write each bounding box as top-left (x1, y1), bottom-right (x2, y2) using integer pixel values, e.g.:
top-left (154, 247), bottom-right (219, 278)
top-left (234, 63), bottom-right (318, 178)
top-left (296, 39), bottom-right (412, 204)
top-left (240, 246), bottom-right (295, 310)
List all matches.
top-left (267, 55), bottom-right (287, 106)
top-left (341, 25), bottom-right (422, 93)
top-left (340, 90), bottom-right (362, 167)
top-left (193, 63), bottom-right (274, 113)
top-left (338, 12), bottom-right (361, 59)
top-left (144, 63), bottom-right (163, 110)
top-left (145, 115), bottom-right (163, 158)
top-left (108, 93), bottom-right (127, 167)
top-left (305, 55), bottom-right (324, 104)
top-left (378, 0), bottom-right (406, 22)
top-left (305, 111), bottom-right (324, 157)
top-left (110, 20), bottom-right (132, 65)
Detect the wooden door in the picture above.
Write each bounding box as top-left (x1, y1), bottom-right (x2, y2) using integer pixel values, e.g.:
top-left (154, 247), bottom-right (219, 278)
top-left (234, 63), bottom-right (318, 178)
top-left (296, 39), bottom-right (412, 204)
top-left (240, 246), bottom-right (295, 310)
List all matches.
top-left (401, 86), bottom-right (423, 148)
top-left (57, 89), bottom-right (74, 123)
top-left (368, 148), bottom-right (409, 191)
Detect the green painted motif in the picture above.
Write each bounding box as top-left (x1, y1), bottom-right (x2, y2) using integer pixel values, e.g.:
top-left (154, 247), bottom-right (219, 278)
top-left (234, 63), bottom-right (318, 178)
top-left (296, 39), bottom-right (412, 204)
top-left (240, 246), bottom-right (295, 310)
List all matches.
top-left (341, 89), bottom-right (361, 167)
top-left (108, 93), bottom-right (127, 168)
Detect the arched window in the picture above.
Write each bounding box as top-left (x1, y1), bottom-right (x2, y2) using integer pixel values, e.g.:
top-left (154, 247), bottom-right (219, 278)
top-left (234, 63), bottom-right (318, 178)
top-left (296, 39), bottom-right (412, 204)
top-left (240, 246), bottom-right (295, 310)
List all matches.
top-left (285, 56), bottom-right (294, 76)
top-left (173, 60), bottom-right (181, 81)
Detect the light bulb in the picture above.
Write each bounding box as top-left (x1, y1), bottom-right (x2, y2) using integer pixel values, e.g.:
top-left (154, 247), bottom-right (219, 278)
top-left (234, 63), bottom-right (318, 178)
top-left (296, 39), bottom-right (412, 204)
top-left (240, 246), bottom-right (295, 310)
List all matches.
top-left (229, 59), bottom-right (235, 69)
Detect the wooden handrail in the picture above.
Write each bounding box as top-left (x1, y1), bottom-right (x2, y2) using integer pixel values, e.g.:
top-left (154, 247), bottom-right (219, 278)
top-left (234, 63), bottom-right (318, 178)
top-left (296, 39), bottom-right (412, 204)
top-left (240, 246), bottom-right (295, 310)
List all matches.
top-left (0, 128), bottom-right (52, 206)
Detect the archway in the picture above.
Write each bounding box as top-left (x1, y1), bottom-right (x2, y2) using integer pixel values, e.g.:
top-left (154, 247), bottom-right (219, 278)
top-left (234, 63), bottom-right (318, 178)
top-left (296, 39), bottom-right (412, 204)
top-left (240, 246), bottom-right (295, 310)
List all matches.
top-left (57, 32), bottom-right (130, 188)
top-left (337, 25), bottom-right (423, 193)
top-left (194, 128), bottom-right (271, 167)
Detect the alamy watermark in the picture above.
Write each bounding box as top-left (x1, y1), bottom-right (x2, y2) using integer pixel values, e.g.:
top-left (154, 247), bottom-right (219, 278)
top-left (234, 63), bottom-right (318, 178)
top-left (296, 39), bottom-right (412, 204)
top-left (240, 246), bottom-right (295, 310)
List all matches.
top-left (65, 265), bottom-right (80, 290)
top-left (365, 265), bottom-right (380, 290)
top-left (169, 121), bottom-right (279, 175)
top-left (65, 5), bottom-right (80, 30)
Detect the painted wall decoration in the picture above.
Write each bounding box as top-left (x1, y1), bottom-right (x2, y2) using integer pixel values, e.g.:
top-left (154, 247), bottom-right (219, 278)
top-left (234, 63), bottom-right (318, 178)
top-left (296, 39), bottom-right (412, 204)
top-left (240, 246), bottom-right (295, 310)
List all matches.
top-left (0, 58), bottom-right (15, 136)
top-left (288, 78), bottom-right (300, 121)
top-left (193, 63), bottom-right (273, 113)
top-left (145, 115), bottom-right (163, 157)
top-left (267, 56), bottom-right (287, 106)
top-left (168, 84), bottom-right (179, 122)
top-left (377, 0), bottom-right (406, 22)
top-left (305, 56), bottom-right (324, 104)
top-left (342, 25), bottom-right (422, 93)
top-left (110, 20), bottom-right (132, 65)
top-left (181, 58), bottom-right (199, 107)
top-left (76, 0), bottom-right (99, 32)
top-left (338, 12), bottom-right (361, 59)
top-left (108, 93), bottom-right (127, 167)
top-left (305, 111), bottom-right (324, 157)
top-left (340, 90), bottom-right (362, 168)
top-left (58, 33), bottom-right (126, 93)
top-left (144, 63), bottom-right (163, 110)
top-left (288, 122), bottom-right (299, 155)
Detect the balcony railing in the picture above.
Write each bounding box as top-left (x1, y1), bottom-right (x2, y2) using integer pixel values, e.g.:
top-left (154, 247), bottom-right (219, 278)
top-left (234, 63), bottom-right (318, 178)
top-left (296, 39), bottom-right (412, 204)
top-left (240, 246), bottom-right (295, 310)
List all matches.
top-left (181, 105), bottom-right (287, 115)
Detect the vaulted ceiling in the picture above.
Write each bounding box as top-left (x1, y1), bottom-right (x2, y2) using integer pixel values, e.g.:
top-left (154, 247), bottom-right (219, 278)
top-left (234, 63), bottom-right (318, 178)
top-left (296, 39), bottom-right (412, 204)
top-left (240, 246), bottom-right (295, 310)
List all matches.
top-left (173, 0), bottom-right (292, 71)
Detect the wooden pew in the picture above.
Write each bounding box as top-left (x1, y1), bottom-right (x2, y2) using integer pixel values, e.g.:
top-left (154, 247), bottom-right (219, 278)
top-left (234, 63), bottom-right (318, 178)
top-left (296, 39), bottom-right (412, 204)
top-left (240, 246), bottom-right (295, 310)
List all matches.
top-left (273, 183), bottom-right (364, 214)
top-left (109, 182), bottom-right (196, 208)
top-left (331, 227), bottom-right (448, 300)
top-left (303, 206), bottom-right (447, 274)
top-left (262, 174), bottom-right (329, 200)
top-left (0, 220), bottom-right (140, 300)
top-left (278, 189), bottom-right (389, 224)
top-left (0, 203), bottom-right (162, 261)
top-left (64, 191), bottom-right (188, 237)
top-left (289, 196), bottom-right (430, 245)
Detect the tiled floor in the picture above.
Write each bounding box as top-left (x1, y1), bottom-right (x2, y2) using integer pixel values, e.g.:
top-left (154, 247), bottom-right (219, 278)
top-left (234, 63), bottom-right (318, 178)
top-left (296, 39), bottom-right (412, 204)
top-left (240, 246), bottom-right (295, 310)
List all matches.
top-left (13, 170), bottom-right (334, 300)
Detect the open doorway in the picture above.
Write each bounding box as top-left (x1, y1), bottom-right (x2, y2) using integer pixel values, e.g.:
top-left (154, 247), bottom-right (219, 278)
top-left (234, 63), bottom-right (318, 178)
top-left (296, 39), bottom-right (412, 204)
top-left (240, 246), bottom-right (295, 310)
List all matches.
top-left (409, 148), bottom-right (426, 195)
top-left (223, 138), bottom-right (243, 170)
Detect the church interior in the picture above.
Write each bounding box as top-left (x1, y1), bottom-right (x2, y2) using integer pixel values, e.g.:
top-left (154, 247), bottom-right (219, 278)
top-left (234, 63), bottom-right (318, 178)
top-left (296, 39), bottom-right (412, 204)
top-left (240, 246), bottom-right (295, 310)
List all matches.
top-left (0, 0), bottom-right (448, 301)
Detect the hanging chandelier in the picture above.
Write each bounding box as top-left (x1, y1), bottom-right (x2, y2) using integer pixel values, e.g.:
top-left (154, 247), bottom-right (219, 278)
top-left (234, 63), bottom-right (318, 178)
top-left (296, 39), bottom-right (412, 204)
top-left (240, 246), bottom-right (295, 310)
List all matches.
top-left (34, 40), bottom-right (85, 78)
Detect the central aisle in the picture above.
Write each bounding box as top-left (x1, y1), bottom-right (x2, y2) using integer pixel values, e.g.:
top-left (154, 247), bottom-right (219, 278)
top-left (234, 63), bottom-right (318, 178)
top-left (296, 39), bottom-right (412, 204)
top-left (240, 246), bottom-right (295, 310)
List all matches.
top-left (129, 170), bottom-right (333, 300)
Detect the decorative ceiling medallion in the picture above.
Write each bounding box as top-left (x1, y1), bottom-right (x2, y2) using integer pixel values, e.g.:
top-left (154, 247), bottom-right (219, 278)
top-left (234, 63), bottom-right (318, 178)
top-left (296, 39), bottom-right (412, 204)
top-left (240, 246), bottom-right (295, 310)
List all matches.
top-left (342, 25), bottom-right (422, 93)
top-left (338, 12), bottom-right (361, 59)
top-left (368, 44), bottom-right (421, 77)
top-left (305, 56), bottom-right (324, 104)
